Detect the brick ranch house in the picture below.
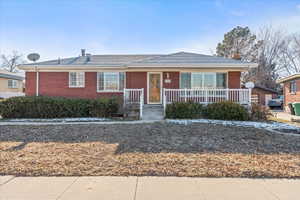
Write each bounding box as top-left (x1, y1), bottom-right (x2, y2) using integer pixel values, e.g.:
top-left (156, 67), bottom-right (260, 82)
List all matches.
top-left (19, 51), bottom-right (257, 114)
top-left (278, 73), bottom-right (300, 112)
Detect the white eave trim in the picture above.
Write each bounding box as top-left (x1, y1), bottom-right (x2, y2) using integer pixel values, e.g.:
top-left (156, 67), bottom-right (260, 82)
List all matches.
top-left (18, 65), bottom-right (127, 71)
top-left (277, 74), bottom-right (300, 83)
top-left (128, 63), bottom-right (257, 68)
top-left (18, 63), bottom-right (257, 71)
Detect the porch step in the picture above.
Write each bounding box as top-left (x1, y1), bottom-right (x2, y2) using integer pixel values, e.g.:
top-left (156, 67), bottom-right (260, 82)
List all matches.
top-left (142, 105), bottom-right (164, 120)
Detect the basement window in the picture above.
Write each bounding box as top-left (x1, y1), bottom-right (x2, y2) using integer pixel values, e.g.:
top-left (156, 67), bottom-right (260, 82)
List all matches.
top-left (69, 72), bottom-right (85, 87)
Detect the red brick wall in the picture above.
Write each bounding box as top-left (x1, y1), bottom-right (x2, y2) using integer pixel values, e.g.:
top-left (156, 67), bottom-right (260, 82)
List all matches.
top-left (126, 72), bottom-right (147, 103)
top-left (25, 72), bottom-right (37, 96)
top-left (283, 79), bottom-right (300, 112)
top-left (252, 88), bottom-right (277, 106)
top-left (163, 72), bottom-right (179, 89)
top-left (26, 72), bottom-right (122, 99)
top-left (25, 71), bottom-right (242, 104)
top-left (228, 71), bottom-right (241, 88)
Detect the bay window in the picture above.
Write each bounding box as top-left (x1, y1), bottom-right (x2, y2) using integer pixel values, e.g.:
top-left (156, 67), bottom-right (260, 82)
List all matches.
top-left (180, 72), bottom-right (227, 89)
top-left (97, 72), bottom-right (125, 92)
top-left (69, 72), bottom-right (85, 87)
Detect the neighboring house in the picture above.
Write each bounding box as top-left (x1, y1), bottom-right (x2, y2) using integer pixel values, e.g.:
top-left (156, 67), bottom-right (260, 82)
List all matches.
top-left (250, 85), bottom-right (278, 106)
top-left (18, 51), bottom-right (256, 107)
top-left (278, 73), bottom-right (300, 112)
top-left (0, 70), bottom-right (24, 99)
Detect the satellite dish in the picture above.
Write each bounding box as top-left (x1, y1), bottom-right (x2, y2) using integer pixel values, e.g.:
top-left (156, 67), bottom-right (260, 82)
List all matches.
top-left (245, 82), bottom-right (255, 89)
top-left (27, 53), bottom-right (40, 62)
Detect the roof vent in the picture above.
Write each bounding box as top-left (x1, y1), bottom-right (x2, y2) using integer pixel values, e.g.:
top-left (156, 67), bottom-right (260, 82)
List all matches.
top-left (81, 49), bottom-right (86, 57)
top-left (86, 54), bottom-right (91, 62)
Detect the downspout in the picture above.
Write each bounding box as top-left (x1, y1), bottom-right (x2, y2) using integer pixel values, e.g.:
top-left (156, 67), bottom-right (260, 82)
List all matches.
top-left (35, 66), bottom-right (39, 96)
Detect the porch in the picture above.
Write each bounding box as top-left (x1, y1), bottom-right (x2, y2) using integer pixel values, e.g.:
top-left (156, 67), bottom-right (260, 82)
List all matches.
top-left (124, 88), bottom-right (252, 119)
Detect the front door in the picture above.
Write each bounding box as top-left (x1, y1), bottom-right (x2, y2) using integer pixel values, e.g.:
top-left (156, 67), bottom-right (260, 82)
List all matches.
top-left (148, 72), bottom-right (161, 104)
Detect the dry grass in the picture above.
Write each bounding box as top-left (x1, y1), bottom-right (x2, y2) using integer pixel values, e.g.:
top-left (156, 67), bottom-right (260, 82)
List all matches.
top-left (268, 115), bottom-right (300, 128)
top-left (1, 122), bottom-right (300, 178)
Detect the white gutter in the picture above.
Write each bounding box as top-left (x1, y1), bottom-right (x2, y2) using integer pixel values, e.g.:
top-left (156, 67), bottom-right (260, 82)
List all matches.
top-left (277, 73), bottom-right (300, 83)
top-left (18, 63), bottom-right (257, 71)
top-left (35, 66), bottom-right (39, 96)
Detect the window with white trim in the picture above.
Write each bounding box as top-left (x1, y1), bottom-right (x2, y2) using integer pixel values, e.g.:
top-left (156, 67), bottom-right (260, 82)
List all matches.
top-left (180, 72), bottom-right (227, 89)
top-left (97, 72), bottom-right (125, 92)
top-left (290, 80), bottom-right (297, 93)
top-left (8, 79), bottom-right (18, 88)
top-left (69, 72), bottom-right (85, 87)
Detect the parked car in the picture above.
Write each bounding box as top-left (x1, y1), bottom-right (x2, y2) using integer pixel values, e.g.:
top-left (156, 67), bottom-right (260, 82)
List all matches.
top-left (268, 95), bottom-right (283, 108)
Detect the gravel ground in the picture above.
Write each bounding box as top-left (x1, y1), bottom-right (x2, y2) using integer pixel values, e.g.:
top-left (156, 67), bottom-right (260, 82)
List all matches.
top-left (1, 122), bottom-right (300, 178)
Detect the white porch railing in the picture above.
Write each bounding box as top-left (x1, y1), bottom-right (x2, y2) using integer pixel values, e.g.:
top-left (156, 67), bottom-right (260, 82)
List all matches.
top-left (124, 88), bottom-right (144, 119)
top-left (163, 88), bottom-right (251, 110)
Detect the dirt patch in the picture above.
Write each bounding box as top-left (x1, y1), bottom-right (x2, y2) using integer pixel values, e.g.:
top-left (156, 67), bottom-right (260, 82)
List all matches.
top-left (1, 122), bottom-right (300, 177)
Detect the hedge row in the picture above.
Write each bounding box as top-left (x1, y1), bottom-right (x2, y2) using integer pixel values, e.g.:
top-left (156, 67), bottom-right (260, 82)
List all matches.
top-left (0, 96), bottom-right (120, 119)
top-left (166, 101), bottom-right (249, 121)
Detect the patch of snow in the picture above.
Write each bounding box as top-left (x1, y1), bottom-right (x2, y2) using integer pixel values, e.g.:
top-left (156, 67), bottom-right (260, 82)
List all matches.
top-left (166, 119), bottom-right (299, 130)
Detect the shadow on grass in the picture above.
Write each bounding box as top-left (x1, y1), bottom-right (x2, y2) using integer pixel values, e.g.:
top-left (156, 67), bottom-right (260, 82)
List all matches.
top-left (1, 122), bottom-right (300, 154)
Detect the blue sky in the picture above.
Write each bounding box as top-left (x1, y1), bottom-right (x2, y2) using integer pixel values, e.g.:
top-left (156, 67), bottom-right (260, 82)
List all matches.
top-left (1, 0), bottom-right (300, 61)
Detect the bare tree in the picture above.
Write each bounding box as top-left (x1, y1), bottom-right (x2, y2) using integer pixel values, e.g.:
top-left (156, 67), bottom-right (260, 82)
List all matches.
top-left (243, 26), bottom-right (287, 89)
top-left (277, 34), bottom-right (300, 76)
top-left (0, 51), bottom-right (25, 72)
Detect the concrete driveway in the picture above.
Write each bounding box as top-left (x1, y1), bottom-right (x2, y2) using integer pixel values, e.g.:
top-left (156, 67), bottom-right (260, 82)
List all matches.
top-left (0, 176), bottom-right (299, 200)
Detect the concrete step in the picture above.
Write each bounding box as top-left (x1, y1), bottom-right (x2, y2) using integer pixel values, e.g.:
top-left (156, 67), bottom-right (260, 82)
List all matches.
top-left (142, 104), bottom-right (164, 120)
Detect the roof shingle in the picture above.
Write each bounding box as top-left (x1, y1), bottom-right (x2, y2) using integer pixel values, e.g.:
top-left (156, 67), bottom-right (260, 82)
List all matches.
top-left (21, 52), bottom-right (256, 68)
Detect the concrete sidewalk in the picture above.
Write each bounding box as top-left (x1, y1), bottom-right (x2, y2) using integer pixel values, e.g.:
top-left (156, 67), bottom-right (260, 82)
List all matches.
top-left (0, 176), bottom-right (299, 200)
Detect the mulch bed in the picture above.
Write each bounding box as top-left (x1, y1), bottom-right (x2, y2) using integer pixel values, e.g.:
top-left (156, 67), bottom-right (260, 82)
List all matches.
top-left (1, 122), bottom-right (300, 178)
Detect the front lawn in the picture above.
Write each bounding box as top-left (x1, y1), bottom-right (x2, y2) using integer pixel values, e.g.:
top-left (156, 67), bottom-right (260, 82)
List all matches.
top-left (1, 122), bottom-right (300, 178)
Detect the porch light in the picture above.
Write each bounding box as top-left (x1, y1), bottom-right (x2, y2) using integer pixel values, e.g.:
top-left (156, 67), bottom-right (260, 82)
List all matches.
top-left (166, 73), bottom-right (170, 79)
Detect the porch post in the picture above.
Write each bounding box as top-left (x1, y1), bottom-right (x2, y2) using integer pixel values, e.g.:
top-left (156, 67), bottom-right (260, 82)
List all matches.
top-left (248, 88), bottom-right (252, 105)
top-left (123, 88), bottom-right (126, 108)
top-left (163, 88), bottom-right (166, 117)
top-left (226, 88), bottom-right (229, 101)
top-left (205, 90), bottom-right (208, 104)
top-left (140, 89), bottom-right (144, 120)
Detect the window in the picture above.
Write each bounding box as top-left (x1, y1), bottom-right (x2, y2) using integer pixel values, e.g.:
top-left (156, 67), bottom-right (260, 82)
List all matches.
top-left (97, 72), bottom-right (125, 92)
top-left (290, 80), bottom-right (297, 93)
top-left (191, 73), bottom-right (202, 88)
top-left (180, 72), bottom-right (191, 89)
top-left (69, 72), bottom-right (85, 87)
top-left (216, 73), bottom-right (227, 88)
top-left (180, 72), bottom-right (227, 89)
top-left (8, 79), bottom-right (18, 88)
top-left (203, 73), bottom-right (216, 88)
